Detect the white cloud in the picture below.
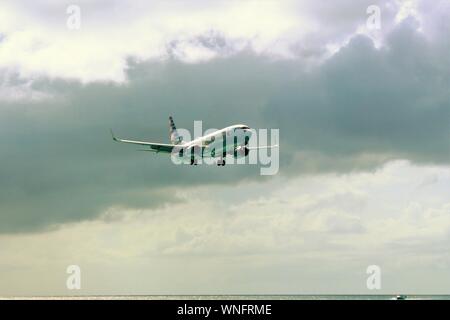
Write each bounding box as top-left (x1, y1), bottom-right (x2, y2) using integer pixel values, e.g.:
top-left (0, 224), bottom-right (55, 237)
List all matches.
top-left (0, 1), bottom-right (302, 82)
top-left (395, 0), bottom-right (419, 23)
top-left (1, 160), bottom-right (450, 295)
top-left (0, 0), bottom-right (422, 84)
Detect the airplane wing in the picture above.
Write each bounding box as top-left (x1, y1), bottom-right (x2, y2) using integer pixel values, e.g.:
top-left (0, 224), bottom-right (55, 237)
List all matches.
top-left (110, 130), bottom-right (177, 153)
top-left (246, 144), bottom-right (279, 150)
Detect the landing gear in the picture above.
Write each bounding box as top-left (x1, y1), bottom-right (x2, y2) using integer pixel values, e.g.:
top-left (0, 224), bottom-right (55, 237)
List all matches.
top-left (217, 159), bottom-right (226, 166)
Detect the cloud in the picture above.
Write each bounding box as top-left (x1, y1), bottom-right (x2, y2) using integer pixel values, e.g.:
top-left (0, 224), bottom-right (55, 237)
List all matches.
top-left (0, 0), bottom-right (450, 295)
top-left (0, 10), bottom-right (449, 233)
top-left (0, 0), bottom-right (418, 82)
top-left (1, 160), bottom-right (450, 295)
top-left (267, 20), bottom-right (450, 168)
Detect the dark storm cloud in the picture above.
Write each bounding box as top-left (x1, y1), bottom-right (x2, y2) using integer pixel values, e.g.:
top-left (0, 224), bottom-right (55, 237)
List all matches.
top-left (265, 18), bottom-right (450, 172)
top-left (0, 18), bottom-right (449, 233)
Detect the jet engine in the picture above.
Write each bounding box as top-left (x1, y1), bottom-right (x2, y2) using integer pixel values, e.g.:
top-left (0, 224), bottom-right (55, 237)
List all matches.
top-left (187, 145), bottom-right (202, 164)
top-left (234, 145), bottom-right (250, 158)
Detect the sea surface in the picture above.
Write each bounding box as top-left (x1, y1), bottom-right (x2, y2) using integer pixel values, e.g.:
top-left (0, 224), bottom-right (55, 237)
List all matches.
top-left (2, 295), bottom-right (450, 300)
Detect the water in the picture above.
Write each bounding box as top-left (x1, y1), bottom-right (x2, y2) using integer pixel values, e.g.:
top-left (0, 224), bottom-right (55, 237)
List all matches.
top-left (2, 295), bottom-right (450, 300)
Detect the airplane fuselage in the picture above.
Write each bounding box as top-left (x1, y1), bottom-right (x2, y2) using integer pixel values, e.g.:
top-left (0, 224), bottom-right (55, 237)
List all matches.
top-left (176, 124), bottom-right (252, 163)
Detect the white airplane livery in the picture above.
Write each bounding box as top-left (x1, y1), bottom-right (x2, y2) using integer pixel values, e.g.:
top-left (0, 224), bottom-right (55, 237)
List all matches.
top-left (111, 116), bottom-right (278, 166)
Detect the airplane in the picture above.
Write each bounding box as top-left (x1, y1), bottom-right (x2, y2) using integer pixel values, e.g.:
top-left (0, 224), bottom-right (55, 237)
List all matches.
top-left (111, 116), bottom-right (277, 166)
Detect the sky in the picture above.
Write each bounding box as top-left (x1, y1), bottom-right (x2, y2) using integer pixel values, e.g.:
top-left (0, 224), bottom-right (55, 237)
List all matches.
top-left (0, 0), bottom-right (449, 295)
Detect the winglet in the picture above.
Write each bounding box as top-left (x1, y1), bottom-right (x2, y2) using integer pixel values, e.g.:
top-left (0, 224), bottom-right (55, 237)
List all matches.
top-left (110, 129), bottom-right (118, 142)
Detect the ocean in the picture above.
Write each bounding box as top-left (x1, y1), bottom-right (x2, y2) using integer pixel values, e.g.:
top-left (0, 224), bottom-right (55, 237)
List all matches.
top-left (2, 295), bottom-right (450, 300)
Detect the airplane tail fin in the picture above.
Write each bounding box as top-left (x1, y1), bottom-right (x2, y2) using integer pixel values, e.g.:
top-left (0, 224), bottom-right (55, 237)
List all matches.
top-left (169, 116), bottom-right (183, 145)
